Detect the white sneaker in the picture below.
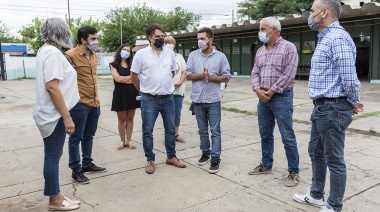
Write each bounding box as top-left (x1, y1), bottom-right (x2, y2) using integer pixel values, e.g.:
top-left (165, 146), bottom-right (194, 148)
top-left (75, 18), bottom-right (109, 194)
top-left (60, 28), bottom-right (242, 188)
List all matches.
top-left (293, 192), bottom-right (326, 207)
top-left (319, 204), bottom-right (335, 212)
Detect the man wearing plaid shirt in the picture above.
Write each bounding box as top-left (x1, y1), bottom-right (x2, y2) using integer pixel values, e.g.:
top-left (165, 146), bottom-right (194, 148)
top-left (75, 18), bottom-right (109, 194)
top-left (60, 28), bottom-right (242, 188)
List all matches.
top-left (249, 17), bottom-right (300, 187)
top-left (293, 1), bottom-right (363, 212)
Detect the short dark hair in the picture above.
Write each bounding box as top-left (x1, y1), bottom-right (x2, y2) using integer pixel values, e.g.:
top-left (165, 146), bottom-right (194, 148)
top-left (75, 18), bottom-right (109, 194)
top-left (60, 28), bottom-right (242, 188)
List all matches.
top-left (113, 43), bottom-right (133, 67)
top-left (198, 27), bottom-right (214, 39)
top-left (146, 24), bottom-right (165, 38)
top-left (77, 26), bottom-right (98, 44)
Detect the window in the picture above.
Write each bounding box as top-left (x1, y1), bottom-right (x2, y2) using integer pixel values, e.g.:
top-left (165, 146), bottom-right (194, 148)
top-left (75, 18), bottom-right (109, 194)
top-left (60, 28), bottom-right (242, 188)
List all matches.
top-left (232, 46), bottom-right (240, 55)
top-left (223, 47), bottom-right (230, 55)
top-left (242, 46), bottom-right (250, 54)
top-left (185, 49), bottom-right (190, 56)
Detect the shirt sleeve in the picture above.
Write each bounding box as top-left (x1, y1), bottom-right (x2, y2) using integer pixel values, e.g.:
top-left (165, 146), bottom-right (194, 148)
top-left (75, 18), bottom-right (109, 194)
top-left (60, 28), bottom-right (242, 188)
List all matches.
top-left (332, 38), bottom-right (361, 107)
top-left (185, 52), bottom-right (194, 77)
top-left (171, 53), bottom-right (177, 72)
top-left (251, 48), bottom-right (261, 91)
top-left (43, 50), bottom-right (65, 83)
top-left (131, 52), bottom-right (142, 74)
top-left (270, 43), bottom-right (298, 93)
top-left (220, 53), bottom-right (231, 80)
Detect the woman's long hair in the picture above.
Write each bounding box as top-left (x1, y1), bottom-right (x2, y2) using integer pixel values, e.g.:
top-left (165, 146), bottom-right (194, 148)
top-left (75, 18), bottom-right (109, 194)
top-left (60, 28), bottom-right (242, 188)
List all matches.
top-left (113, 44), bottom-right (133, 67)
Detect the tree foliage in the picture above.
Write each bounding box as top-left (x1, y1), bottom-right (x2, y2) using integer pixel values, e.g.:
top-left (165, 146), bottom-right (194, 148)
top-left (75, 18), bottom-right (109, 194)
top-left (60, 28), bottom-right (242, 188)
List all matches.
top-left (101, 3), bottom-right (201, 51)
top-left (0, 20), bottom-right (21, 43)
top-left (65, 16), bottom-right (103, 46)
top-left (18, 17), bottom-right (43, 53)
top-left (238, 0), bottom-right (313, 20)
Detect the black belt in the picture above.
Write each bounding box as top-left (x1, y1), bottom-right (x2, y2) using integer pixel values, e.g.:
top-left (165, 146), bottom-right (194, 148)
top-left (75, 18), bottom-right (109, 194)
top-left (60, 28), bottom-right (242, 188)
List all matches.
top-left (313, 97), bottom-right (347, 105)
top-left (143, 93), bottom-right (170, 98)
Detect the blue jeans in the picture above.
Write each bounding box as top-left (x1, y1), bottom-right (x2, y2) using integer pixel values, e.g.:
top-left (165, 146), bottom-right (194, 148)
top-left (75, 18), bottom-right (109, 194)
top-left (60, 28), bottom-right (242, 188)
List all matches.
top-left (43, 118), bottom-right (65, 196)
top-left (68, 102), bottom-right (100, 172)
top-left (257, 90), bottom-right (299, 173)
top-left (309, 99), bottom-right (353, 212)
top-left (193, 101), bottom-right (222, 163)
top-left (174, 95), bottom-right (184, 127)
top-left (141, 93), bottom-right (176, 161)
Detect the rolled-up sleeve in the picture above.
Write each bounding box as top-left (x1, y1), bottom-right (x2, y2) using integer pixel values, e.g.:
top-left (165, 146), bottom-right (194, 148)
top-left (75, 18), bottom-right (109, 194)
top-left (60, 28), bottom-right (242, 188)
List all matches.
top-left (333, 38), bottom-right (361, 107)
top-left (131, 52), bottom-right (142, 74)
top-left (185, 52), bottom-right (194, 77)
top-left (220, 54), bottom-right (231, 80)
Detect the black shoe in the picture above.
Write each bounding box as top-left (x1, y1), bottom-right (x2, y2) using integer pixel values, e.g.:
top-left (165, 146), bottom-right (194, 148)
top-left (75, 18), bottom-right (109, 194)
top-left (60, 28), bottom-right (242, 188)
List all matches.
top-left (72, 171), bottom-right (90, 184)
top-left (198, 154), bottom-right (210, 166)
top-left (82, 163), bottom-right (107, 173)
top-left (209, 162), bottom-right (219, 174)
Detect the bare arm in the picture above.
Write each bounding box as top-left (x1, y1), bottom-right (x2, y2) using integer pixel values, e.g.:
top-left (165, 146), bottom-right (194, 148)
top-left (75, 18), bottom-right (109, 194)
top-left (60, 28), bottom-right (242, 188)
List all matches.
top-left (131, 72), bottom-right (140, 91)
top-left (110, 66), bottom-right (132, 84)
top-left (45, 79), bottom-right (75, 134)
top-left (186, 73), bottom-right (205, 81)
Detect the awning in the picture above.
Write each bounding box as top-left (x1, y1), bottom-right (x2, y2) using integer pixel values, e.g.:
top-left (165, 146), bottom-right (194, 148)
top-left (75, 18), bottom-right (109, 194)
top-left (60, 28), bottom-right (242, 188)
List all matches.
top-left (132, 44), bottom-right (148, 52)
top-left (7, 51), bottom-right (25, 56)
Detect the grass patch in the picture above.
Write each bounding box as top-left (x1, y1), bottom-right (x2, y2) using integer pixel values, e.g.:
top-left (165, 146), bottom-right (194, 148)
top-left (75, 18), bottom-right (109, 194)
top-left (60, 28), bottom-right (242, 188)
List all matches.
top-left (352, 111), bottom-right (380, 121)
top-left (293, 118), bottom-right (300, 123)
top-left (221, 106), bottom-right (257, 115)
top-left (369, 127), bottom-right (377, 134)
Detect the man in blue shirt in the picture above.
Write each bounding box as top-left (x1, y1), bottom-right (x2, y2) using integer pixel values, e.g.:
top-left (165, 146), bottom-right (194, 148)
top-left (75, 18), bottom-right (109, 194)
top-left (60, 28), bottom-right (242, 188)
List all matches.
top-left (186, 27), bottom-right (231, 174)
top-left (293, 1), bottom-right (364, 212)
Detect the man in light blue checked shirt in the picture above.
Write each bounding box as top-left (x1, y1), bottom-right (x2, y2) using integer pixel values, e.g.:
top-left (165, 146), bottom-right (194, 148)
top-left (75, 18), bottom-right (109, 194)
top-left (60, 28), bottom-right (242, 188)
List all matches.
top-left (186, 27), bottom-right (231, 174)
top-left (293, 1), bottom-right (364, 212)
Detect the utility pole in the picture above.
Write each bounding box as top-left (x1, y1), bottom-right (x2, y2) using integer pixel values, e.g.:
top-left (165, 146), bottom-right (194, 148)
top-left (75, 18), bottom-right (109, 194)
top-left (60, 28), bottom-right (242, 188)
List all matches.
top-left (232, 9), bottom-right (235, 23)
top-left (120, 14), bottom-right (122, 45)
top-left (0, 38), bottom-right (6, 81)
top-left (67, 0), bottom-right (71, 29)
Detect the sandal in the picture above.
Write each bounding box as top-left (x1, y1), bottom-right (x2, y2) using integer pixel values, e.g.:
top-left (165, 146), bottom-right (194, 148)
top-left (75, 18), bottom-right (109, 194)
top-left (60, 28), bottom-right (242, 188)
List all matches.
top-left (63, 196), bottom-right (80, 205)
top-left (48, 199), bottom-right (79, 211)
top-left (175, 135), bottom-right (186, 143)
top-left (117, 142), bottom-right (125, 150)
top-left (125, 141), bottom-right (137, 149)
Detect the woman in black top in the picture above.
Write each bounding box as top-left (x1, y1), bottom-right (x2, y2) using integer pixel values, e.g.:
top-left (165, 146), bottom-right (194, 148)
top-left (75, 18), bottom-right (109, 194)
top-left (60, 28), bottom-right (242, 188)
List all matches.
top-left (110, 44), bottom-right (140, 150)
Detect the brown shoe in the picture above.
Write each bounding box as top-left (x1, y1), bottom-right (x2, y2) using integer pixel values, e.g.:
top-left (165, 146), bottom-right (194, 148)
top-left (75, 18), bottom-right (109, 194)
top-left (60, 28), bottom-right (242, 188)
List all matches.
top-left (248, 163), bottom-right (272, 175)
top-left (285, 172), bottom-right (299, 187)
top-left (166, 157), bottom-right (186, 168)
top-left (145, 161), bottom-right (155, 174)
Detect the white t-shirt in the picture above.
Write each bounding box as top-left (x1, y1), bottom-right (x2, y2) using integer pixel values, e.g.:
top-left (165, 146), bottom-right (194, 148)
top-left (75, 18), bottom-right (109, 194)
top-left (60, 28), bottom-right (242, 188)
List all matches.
top-left (173, 53), bottom-right (186, 96)
top-left (131, 45), bottom-right (176, 95)
top-left (33, 46), bottom-right (80, 138)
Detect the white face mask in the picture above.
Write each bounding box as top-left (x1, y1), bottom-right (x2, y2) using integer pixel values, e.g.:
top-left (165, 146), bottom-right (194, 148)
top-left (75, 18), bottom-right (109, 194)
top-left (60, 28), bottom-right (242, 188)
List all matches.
top-left (165, 44), bottom-right (174, 50)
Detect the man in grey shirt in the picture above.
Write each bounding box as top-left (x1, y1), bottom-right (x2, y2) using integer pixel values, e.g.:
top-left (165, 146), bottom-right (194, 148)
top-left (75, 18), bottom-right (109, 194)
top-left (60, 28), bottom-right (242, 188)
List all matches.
top-left (186, 27), bottom-right (231, 174)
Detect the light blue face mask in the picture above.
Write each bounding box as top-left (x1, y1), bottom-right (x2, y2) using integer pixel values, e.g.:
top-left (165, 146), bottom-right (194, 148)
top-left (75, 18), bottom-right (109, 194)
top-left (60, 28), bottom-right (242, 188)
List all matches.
top-left (258, 28), bottom-right (273, 43)
top-left (120, 50), bottom-right (130, 59)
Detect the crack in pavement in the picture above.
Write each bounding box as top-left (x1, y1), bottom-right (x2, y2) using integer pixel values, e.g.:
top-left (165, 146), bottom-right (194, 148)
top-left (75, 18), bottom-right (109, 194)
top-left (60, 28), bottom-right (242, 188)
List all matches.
top-left (71, 183), bottom-right (98, 211)
top-left (344, 182), bottom-right (380, 202)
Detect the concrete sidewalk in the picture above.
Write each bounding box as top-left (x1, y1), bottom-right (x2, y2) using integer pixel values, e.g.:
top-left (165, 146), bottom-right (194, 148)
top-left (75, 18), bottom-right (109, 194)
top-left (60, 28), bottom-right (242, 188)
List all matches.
top-left (0, 78), bottom-right (379, 212)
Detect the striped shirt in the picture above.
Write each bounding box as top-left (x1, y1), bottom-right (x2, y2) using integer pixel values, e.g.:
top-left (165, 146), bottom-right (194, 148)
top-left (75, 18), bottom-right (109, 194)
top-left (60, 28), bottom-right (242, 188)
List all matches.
top-left (251, 37), bottom-right (298, 94)
top-left (308, 21), bottom-right (361, 107)
top-left (186, 49), bottom-right (231, 103)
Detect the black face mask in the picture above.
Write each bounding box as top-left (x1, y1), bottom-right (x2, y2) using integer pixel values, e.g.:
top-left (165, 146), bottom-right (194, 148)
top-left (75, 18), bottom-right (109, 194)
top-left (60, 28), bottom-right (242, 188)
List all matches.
top-left (153, 38), bottom-right (164, 48)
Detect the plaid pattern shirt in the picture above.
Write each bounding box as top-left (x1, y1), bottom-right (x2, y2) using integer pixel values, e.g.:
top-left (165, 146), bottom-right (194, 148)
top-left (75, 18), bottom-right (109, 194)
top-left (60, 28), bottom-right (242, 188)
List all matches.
top-left (308, 21), bottom-right (361, 107)
top-left (251, 37), bottom-right (298, 94)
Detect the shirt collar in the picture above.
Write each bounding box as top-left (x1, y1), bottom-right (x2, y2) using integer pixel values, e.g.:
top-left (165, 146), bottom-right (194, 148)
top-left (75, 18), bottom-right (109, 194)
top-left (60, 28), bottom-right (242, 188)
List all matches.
top-left (148, 44), bottom-right (164, 52)
top-left (198, 48), bottom-right (217, 56)
top-left (318, 21), bottom-right (341, 38)
top-left (264, 36), bottom-right (283, 47)
top-left (75, 45), bottom-right (93, 56)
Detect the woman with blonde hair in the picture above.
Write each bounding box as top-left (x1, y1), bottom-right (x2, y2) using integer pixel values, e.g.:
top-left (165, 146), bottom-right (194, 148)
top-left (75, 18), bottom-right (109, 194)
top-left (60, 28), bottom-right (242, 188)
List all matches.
top-left (164, 36), bottom-right (186, 142)
top-left (34, 18), bottom-right (80, 211)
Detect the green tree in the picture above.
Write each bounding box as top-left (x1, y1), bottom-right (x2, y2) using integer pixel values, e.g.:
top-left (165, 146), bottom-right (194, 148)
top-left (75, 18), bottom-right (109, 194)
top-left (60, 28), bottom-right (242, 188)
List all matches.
top-left (65, 16), bottom-right (103, 46)
top-left (0, 20), bottom-right (21, 43)
top-left (238, 0), bottom-right (313, 20)
top-left (101, 3), bottom-right (201, 51)
top-left (18, 17), bottom-right (43, 53)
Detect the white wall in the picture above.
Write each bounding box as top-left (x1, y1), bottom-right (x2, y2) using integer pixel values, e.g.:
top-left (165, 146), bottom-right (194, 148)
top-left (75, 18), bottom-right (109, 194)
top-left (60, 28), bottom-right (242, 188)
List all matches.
top-left (341, 0), bottom-right (372, 6)
top-left (3, 53), bottom-right (114, 80)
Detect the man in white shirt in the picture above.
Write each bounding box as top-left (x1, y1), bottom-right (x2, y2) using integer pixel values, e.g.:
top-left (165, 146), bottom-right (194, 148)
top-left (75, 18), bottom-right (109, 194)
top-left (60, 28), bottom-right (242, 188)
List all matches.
top-left (131, 24), bottom-right (187, 174)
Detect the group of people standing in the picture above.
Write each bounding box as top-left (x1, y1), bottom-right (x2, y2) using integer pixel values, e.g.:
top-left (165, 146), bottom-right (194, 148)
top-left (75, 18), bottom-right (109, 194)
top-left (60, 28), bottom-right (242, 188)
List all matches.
top-left (33, 0), bottom-right (362, 211)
